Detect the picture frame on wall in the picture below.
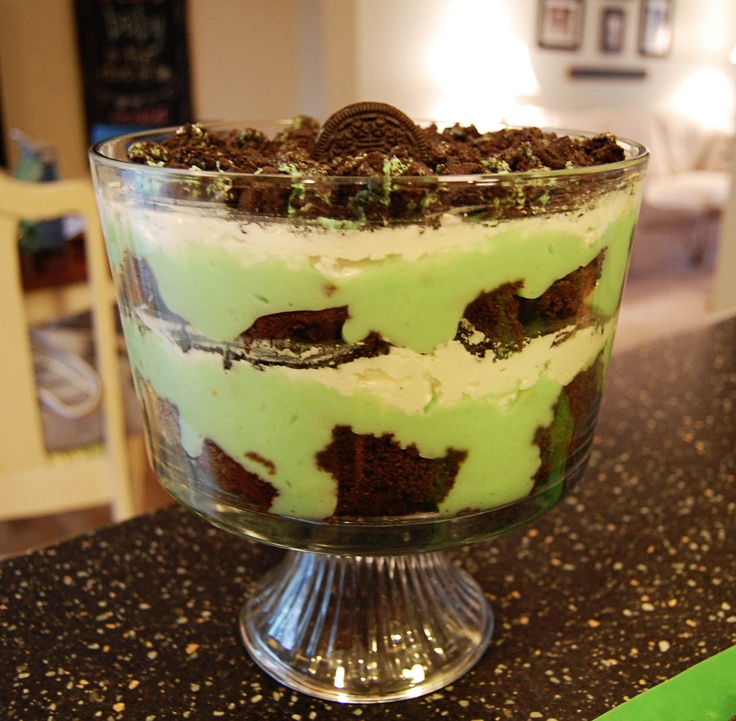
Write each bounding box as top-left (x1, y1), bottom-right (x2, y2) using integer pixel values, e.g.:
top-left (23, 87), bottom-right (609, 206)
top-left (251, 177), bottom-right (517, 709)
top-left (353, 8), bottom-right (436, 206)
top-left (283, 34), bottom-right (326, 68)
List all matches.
top-left (600, 7), bottom-right (626, 54)
top-left (537, 0), bottom-right (585, 51)
top-left (639, 0), bottom-right (673, 57)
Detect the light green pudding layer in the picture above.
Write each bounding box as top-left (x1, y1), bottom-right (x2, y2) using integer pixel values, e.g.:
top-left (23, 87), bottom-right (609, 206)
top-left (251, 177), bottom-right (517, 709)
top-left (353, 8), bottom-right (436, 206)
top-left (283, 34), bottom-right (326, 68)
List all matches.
top-left (104, 188), bottom-right (640, 520)
top-left (123, 317), bottom-right (613, 518)
top-left (112, 197), bottom-right (636, 350)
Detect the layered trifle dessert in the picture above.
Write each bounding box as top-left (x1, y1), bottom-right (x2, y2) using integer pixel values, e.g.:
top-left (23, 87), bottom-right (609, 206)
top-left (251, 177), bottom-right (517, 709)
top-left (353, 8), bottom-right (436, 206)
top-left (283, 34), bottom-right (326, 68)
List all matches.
top-left (91, 102), bottom-right (647, 524)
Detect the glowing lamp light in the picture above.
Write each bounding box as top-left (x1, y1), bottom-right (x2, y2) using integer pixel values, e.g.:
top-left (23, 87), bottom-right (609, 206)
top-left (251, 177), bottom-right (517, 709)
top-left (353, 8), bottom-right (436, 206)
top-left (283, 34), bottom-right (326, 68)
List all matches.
top-left (670, 66), bottom-right (735, 131)
top-left (424, 1), bottom-right (539, 126)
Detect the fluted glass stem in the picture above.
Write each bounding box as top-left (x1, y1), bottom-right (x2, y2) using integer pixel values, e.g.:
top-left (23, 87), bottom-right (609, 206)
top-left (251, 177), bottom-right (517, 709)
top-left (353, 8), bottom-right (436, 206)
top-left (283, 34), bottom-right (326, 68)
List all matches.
top-left (240, 550), bottom-right (493, 703)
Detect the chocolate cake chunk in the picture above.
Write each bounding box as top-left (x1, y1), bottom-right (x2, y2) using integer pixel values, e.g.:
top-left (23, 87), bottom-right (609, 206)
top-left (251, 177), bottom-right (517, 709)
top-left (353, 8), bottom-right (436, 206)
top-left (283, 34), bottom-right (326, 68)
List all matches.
top-left (119, 253), bottom-right (186, 324)
top-left (242, 307), bottom-right (350, 343)
top-left (317, 425), bottom-right (467, 517)
top-left (532, 354), bottom-right (605, 494)
top-left (529, 253), bottom-right (603, 321)
top-left (195, 441), bottom-right (279, 511)
top-left (136, 376), bottom-right (279, 511)
top-left (456, 253), bottom-right (606, 359)
top-left (456, 282), bottom-right (527, 359)
top-left (518, 252), bottom-right (605, 337)
top-left (232, 307), bottom-right (391, 369)
top-left (167, 306), bottom-right (392, 370)
top-left (135, 377), bottom-right (187, 459)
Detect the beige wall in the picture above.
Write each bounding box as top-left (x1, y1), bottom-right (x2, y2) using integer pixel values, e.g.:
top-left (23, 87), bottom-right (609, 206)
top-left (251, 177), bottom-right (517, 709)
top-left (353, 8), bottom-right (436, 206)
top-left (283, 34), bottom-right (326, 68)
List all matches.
top-left (188, 0), bottom-right (355, 122)
top-left (0, 0), bottom-right (88, 178)
top-left (187, 0), bottom-right (300, 122)
top-left (321, 0), bottom-right (358, 113)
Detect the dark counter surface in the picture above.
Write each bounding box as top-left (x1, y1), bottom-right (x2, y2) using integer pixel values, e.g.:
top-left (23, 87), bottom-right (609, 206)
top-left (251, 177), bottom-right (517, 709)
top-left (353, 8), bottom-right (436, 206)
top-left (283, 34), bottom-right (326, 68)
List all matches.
top-left (2, 315), bottom-right (735, 720)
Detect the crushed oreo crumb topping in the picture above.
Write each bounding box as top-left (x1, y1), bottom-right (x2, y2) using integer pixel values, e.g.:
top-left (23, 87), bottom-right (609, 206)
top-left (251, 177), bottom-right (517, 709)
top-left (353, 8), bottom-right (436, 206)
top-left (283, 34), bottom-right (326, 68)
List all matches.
top-left (125, 103), bottom-right (626, 224)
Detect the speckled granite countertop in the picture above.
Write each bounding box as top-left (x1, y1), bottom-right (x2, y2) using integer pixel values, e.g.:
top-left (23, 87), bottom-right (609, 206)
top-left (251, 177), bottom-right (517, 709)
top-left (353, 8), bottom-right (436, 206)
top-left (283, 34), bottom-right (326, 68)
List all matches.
top-left (2, 315), bottom-right (735, 720)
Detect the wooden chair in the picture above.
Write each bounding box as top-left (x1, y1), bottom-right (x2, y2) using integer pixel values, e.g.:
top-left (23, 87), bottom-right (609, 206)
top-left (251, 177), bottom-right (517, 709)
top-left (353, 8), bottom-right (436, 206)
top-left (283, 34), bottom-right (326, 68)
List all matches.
top-left (0, 172), bottom-right (142, 521)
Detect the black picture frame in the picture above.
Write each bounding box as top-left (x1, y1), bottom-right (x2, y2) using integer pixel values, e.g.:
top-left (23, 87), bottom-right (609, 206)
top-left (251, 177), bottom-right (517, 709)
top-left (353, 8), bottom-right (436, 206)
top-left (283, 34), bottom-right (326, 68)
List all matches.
top-left (538, 0), bottom-right (585, 51)
top-left (600, 7), bottom-right (626, 54)
top-left (639, 0), bottom-right (673, 57)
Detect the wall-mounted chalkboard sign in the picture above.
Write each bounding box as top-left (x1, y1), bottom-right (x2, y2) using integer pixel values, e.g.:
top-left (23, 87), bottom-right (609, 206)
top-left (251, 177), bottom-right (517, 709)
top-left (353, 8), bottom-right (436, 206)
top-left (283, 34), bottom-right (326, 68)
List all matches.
top-left (75, 0), bottom-right (193, 144)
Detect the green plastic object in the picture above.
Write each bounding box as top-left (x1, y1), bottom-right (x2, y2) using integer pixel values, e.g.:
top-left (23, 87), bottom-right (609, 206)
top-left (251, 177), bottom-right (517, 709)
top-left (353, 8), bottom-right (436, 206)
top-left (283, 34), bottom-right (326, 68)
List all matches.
top-left (595, 645), bottom-right (736, 721)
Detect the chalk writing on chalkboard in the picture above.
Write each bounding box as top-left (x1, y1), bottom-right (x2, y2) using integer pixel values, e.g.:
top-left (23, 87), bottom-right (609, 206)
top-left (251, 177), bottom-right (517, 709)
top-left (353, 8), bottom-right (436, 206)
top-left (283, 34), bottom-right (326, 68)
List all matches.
top-left (75, 0), bottom-right (192, 143)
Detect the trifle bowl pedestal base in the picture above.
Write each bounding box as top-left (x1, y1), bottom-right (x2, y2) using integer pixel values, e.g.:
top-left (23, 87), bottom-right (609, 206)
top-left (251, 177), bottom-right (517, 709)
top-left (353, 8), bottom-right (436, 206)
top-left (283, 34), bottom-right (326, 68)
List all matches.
top-left (239, 549), bottom-right (493, 703)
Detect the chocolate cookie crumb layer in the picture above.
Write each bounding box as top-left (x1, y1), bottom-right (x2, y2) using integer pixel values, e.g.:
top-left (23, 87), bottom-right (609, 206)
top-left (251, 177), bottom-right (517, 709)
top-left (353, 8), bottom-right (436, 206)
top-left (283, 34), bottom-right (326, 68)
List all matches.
top-left (125, 104), bottom-right (626, 224)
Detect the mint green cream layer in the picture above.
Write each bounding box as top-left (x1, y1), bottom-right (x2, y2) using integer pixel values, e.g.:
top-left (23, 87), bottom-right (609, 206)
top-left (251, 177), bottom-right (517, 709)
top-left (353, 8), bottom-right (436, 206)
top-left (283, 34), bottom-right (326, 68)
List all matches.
top-left (106, 196), bottom-right (640, 520)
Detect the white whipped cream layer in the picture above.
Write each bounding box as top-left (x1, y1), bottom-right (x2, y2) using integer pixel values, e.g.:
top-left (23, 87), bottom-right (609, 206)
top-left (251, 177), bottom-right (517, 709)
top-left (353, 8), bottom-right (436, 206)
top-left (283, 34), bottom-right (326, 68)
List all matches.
top-left (278, 322), bottom-right (615, 414)
top-left (120, 187), bottom-right (633, 266)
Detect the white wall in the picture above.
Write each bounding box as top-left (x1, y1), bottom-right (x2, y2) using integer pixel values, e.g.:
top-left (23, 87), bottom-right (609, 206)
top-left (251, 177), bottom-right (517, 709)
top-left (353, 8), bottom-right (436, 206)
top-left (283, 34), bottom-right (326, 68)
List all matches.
top-left (355, 0), bottom-right (736, 130)
top-left (529, 0), bottom-right (735, 127)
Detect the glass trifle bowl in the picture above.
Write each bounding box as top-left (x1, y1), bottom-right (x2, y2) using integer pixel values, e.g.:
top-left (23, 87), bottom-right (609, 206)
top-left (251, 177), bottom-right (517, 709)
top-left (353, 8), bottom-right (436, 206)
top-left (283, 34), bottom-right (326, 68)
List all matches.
top-left (90, 103), bottom-right (648, 703)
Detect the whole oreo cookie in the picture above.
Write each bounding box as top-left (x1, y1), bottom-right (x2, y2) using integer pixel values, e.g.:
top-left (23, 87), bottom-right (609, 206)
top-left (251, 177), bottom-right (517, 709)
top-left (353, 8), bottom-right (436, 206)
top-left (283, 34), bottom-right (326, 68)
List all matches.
top-left (314, 102), bottom-right (429, 161)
